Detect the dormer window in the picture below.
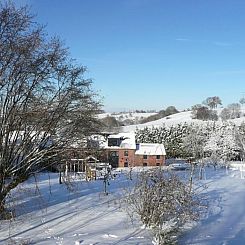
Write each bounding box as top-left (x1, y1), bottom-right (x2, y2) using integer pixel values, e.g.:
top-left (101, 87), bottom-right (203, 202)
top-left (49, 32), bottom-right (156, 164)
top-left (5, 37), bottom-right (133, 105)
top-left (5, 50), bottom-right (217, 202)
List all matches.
top-left (108, 138), bottom-right (120, 146)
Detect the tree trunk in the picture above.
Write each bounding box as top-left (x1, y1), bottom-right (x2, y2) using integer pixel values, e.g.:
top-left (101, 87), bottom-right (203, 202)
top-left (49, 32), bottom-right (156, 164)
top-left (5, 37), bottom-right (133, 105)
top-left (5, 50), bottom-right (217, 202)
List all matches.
top-left (0, 193), bottom-right (7, 217)
top-left (0, 174), bottom-right (29, 218)
top-left (189, 163), bottom-right (195, 193)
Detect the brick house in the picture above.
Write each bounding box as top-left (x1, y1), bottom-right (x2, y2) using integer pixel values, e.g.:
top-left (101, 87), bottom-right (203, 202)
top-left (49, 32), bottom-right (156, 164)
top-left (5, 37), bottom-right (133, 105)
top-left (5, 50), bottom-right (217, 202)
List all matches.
top-left (105, 133), bottom-right (166, 168)
top-left (134, 143), bottom-right (166, 167)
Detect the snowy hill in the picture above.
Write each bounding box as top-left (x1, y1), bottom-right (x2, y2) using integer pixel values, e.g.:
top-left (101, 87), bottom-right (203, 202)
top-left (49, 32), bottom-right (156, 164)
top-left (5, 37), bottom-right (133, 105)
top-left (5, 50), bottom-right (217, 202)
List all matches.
top-left (122, 110), bottom-right (245, 132)
top-left (98, 112), bottom-right (157, 120)
top-left (122, 110), bottom-right (195, 132)
top-left (97, 111), bottom-right (157, 123)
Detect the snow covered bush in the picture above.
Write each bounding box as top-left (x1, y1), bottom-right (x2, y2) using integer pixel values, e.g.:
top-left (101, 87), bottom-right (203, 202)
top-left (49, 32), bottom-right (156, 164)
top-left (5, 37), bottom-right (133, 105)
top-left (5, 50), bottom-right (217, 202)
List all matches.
top-left (237, 122), bottom-right (245, 161)
top-left (135, 123), bottom-right (190, 158)
top-left (125, 169), bottom-right (202, 244)
top-left (204, 122), bottom-right (240, 167)
top-left (135, 121), bottom-right (243, 162)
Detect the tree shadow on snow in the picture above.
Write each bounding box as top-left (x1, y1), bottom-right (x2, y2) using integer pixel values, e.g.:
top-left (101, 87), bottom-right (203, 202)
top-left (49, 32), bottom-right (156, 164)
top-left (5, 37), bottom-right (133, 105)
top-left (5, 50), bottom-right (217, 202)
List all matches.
top-left (179, 188), bottom-right (226, 244)
top-left (226, 229), bottom-right (245, 245)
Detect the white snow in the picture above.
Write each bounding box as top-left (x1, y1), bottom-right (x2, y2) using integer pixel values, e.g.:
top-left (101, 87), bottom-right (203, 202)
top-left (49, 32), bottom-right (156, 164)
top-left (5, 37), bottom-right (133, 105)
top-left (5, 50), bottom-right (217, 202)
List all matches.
top-left (122, 110), bottom-right (245, 132)
top-left (135, 143), bottom-right (166, 155)
top-left (122, 111), bottom-right (202, 132)
top-left (180, 166), bottom-right (245, 244)
top-left (1, 108), bottom-right (241, 244)
top-left (106, 132), bottom-right (136, 149)
top-left (0, 171), bottom-right (152, 244)
top-left (1, 166), bottom-right (245, 244)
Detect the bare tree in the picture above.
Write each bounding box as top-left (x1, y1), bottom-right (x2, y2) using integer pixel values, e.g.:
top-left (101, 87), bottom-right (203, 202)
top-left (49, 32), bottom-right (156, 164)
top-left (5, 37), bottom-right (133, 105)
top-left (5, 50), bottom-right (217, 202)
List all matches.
top-left (220, 104), bottom-right (241, 120)
top-left (236, 123), bottom-right (245, 161)
top-left (203, 96), bottom-right (222, 109)
top-left (227, 103), bottom-right (241, 119)
top-left (0, 3), bottom-right (101, 215)
top-left (240, 97), bottom-right (245, 117)
top-left (220, 108), bottom-right (231, 121)
top-left (191, 104), bottom-right (218, 121)
top-left (182, 125), bottom-right (206, 186)
top-left (125, 169), bottom-right (202, 244)
top-left (239, 97), bottom-right (245, 106)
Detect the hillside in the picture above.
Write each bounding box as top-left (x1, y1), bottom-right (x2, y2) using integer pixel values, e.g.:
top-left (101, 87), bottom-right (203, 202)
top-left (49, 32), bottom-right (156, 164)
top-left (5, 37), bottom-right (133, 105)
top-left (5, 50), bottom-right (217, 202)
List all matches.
top-left (98, 112), bottom-right (157, 120)
top-left (97, 112), bottom-right (157, 122)
top-left (122, 109), bottom-right (245, 132)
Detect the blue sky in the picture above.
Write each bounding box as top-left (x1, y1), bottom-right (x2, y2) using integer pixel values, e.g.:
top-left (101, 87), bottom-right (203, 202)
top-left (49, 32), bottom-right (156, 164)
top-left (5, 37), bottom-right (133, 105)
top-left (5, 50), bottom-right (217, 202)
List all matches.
top-left (14, 0), bottom-right (245, 111)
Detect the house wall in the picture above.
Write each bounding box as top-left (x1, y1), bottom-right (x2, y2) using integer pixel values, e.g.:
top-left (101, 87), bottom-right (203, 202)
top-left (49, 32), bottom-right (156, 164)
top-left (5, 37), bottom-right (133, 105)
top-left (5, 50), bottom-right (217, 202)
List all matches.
top-left (105, 149), bottom-right (166, 167)
top-left (118, 149), bottom-right (135, 167)
top-left (134, 155), bottom-right (165, 167)
top-left (105, 149), bottom-right (135, 168)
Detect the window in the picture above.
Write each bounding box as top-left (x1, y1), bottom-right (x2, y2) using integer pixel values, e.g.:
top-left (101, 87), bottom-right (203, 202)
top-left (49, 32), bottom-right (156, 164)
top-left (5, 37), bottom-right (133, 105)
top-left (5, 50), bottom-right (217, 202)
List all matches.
top-left (108, 138), bottom-right (120, 147)
top-left (156, 155), bottom-right (160, 159)
top-left (124, 150), bottom-right (128, 156)
top-left (143, 162), bottom-right (147, 167)
top-left (124, 162), bottom-right (128, 167)
top-left (110, 151), bottom-right (119, 157)
top-left (156, 163), bottom-right (160, 166)
top-left (143, 155), bottom-right (147, 159)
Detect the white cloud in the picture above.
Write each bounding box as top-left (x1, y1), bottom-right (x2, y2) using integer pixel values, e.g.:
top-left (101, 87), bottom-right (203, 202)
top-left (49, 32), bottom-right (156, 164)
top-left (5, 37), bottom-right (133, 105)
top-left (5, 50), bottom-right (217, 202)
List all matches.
top-left (175, 38), bottom-right (235, 47)
top-left (213, 41), bottom-right (233, 47)
top-left (175, 38), bottom-right (191, 42)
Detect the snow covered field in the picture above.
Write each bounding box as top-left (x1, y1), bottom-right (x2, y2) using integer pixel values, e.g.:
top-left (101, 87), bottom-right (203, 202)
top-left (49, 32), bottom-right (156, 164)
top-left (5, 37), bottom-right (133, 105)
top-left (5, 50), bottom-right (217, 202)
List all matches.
top-left (180, 166), bottom-right (245, 244)
top-left (122, 109), bottom-right (245, 132)
top-left (1, 166), bottom-right (245, 244)
top-left (122, 111), bottom-right (197, 132)
top-left (0, 170), bottom-right (153, 245)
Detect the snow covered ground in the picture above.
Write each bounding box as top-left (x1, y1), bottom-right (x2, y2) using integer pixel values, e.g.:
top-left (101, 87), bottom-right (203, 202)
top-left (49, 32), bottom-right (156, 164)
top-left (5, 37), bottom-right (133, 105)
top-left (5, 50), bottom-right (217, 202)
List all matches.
top-left (0, 170), bottom-right (152, 245)
top-left (1, 166), bottom-right (245, 244)
top-left (97, 108), bottom-right (245, 133)
top-left (122, 111), bottom-right (197, 132)
top-left (122, 109), bottom-right (245, 132)
top-left (180, 166), bottom-right (245, 245)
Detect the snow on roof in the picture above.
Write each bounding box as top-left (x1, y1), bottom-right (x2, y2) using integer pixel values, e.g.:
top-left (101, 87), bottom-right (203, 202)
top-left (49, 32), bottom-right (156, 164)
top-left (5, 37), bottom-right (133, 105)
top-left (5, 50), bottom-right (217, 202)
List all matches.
top-left (106, 132), bottom-right (136, 149)
top-left (85, 155), bottom-right (99, 162)
top-left (135, 143), bottom-right (166, 156)
top-left (106, 133), bottom-right (166, 153)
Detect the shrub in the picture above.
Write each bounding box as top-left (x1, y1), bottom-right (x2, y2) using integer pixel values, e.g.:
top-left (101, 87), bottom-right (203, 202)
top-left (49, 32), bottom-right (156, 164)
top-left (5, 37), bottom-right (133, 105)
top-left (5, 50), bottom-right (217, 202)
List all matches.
top-left (125, 169), bottom-right (202, 244)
